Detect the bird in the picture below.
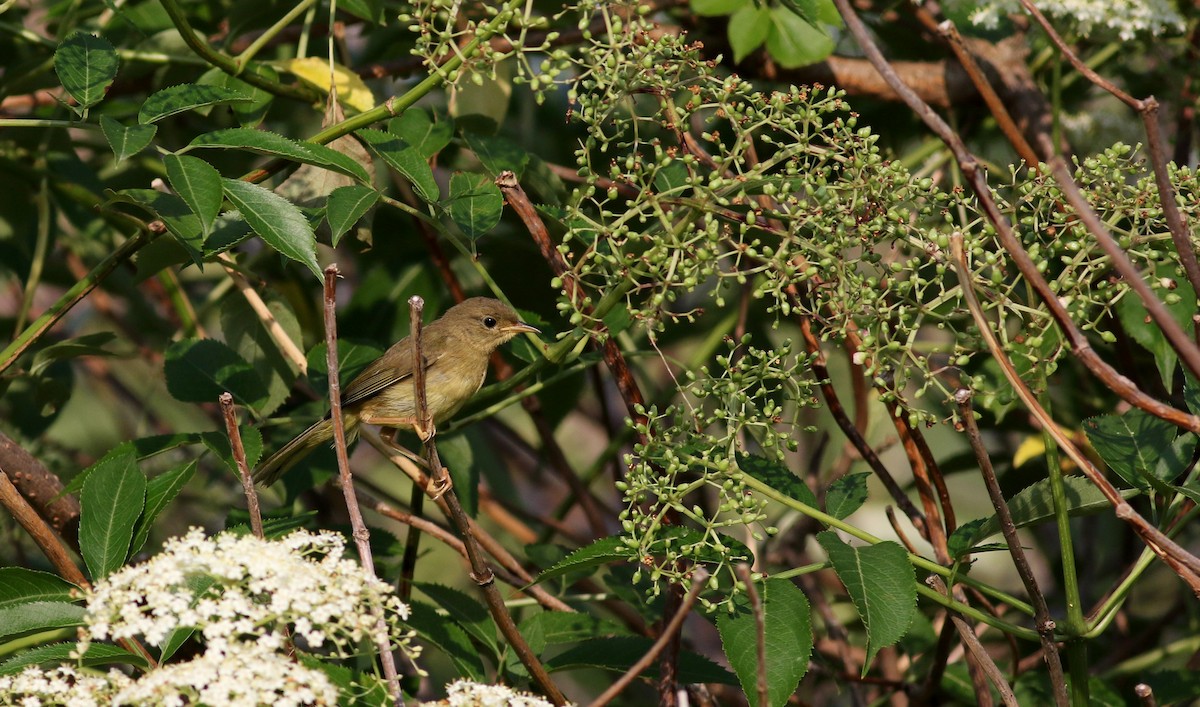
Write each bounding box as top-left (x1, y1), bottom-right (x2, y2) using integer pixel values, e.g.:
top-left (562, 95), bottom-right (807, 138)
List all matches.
top-left (253, 297), bottom-right (538, 485)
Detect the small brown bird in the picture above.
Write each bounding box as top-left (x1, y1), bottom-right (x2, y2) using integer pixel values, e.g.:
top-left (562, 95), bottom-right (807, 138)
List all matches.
top-left (253, 297), bottom-right (538, 485)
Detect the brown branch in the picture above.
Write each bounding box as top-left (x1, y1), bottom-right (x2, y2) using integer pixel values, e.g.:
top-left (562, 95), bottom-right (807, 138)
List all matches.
top-left (955, 389), bottom-right (1068, 707)
top-left (586, 568), bottom-right (709, 707)
top-left (407, 296), bottom-right (568, 706)
top-left (735, 565), bottom-right (769, 707)
top-left (0, 432), bottom-right (80, 545)
top-left (220, 393), bottom-right (263, 539)
top-left (927, 576), bottom-right (1019, 707)
top-left (0, 470), bottom-right (88, 588)
top-left (323, 265), bottom-right (403, 704)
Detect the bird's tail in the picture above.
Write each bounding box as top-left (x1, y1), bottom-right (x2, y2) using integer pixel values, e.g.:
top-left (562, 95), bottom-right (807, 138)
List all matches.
top-left (253, 415), bottom-right (359, 486)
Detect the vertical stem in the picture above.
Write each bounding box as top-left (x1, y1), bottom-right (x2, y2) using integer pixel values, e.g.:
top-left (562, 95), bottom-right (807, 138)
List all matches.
top-left (323, 265), bottom-right (404, 705)
top-left (221, 393), bottom-right (264, 539)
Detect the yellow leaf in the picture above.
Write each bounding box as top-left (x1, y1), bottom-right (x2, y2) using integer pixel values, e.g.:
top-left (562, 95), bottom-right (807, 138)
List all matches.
top-left (285, 57), bottom-right (376, 113)
top-left (1013, 436), bottom-right (1045, 468)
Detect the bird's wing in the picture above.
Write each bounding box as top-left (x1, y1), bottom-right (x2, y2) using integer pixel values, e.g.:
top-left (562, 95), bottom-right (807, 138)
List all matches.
top-left (341, 343), bottom-right (444, 407)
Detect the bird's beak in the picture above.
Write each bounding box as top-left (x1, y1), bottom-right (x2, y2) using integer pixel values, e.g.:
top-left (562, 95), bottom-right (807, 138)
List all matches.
top-left (504, 321), bottom-right (540, 335)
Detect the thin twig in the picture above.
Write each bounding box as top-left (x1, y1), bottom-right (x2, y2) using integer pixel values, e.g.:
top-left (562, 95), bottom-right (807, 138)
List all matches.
top-left (927, 576), bottom-right (1019, 706)
top-left (0, 470), bottom-right (88, 587)
top-left (220, 393), bottom-right (263, 539)
top-left (1134, 684), bottom-right (1159, 707)
top-left (955, 388), bottom-right (1068, 706)
top-left (407, 295), bottom-right (568, 705)
top-left (735, 564), bottom-right (769, 707)
top-left (323, 265), bottom-right (404, 705)
top-left (586, 568), bottom-right (709, 707)
top-left (950, 234), bottom-right (1200, 589)
top-left (219, 253), bottom-right (308, 374)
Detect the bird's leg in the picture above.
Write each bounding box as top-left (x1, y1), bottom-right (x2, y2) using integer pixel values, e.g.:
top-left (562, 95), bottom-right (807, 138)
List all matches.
top-left (360, 413), bottom-right (437, 442)
top-left (377, 428), bottom-right (430, 470)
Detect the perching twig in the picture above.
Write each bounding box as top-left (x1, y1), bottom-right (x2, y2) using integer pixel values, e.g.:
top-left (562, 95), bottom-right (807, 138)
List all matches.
top-left (407, 295), bottom-right (568, 706)
top-left (323, 265), bottom-right (403, 705)
top-left (586, 568), bottom-right (709, 707)
top-left (955, 388), bottom-right (1068, 707)
top-left (220, 393), bottom-right (263, 539)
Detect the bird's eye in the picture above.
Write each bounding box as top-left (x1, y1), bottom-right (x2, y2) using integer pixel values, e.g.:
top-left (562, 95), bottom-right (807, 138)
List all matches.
top-left (483, 316), bottom-right (498, 329)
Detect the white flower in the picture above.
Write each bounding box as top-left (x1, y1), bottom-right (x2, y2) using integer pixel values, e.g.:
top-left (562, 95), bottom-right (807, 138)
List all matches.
top-left (0, 664), bottom-right (130, 706)
top-left (946, 0), bottom-right (1183, 40)
top-left (420, 680), bottom-right (566, 707)
top-left (80, 528), bottom-right (417, 662)
top-left (112, 643), bottom-right (337, 706)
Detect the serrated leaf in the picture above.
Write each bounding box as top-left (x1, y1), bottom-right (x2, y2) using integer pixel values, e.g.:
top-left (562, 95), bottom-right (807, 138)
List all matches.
top-left (533, 536), bottom-right (630, 585)
top-left (130, 460), bottom-right (197, 555)
top-left (416, 583), bottom-right (497, 656)
top-left (0, 602), bottom-right (86, 642)
top-left (1154, 434), bottom-right (1197, 485)
top-left (736, 452), bottom-right (818, 507)
top-left (326, 185), bottom-right (379, 245)
top-left (767, 5), bottom-right (834, 68)
top-left (729, 3), bottom-right (771, 62)
top-left (200, 426), bottom-right (264, 476)
top-left (221, 178), bottom-right (320, 278)
top-left (0, 642), bottom-right (146, 675)
top-left (1083, 410), bottom-right (1177, 489)
top-left (717, 579), bottom-right (812, 707)
top-left (0, 569), bottom-right (78, 610)
top-left (545, 636), bottom-right (738, 684)
top-left (163, 338), bottom-right (269, 411)
top-left (825, 472), bottom-right (870, 519)
top-left (164, 154), bottom-right (222, 236)
top-left (518, 612), bottom-right (632, 654)
top-left (389, 109), bottom-right (453, 159)
top-left (187, 128), bottom-right (370, 184)
top-left (816, 532), bottom-right (915, 675)
top-left (80, 450), bottom-right (146, 579)
top-left (356, 128), bottom-right (439, 203)
top-left (692, 0), bottom-right (746, 16)
top-left (1117, 273), bottom-right (1196, 388)
top-left (445, 171), bottom-right (503, 240)
top-left (970, 476), bottom-right (1141, 543)
top-left (55, 33), bottom-right (118, 110)
top-left (461, 131), bottom-right (529, 178)
top-left (947, 518), bottom-right (988, 558)
top-left (30, 332), bottom-right (120, 376)
top-left (139, 84), bottom-right (251, 124)
top-left (406, 600), bottom-right (486, 681)
top-left (99, 116), bottom-right (156, 162)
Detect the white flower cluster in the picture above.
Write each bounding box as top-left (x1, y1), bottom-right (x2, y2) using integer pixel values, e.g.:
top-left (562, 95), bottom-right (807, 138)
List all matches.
top-left (420, 680), bottom-right (562, 707)
top-left (81, 528), bottom-right (412, 657)
top-left (953, 0), bottom-right (1184, 40)
top-left (0, 664), bottom-right (129, 706)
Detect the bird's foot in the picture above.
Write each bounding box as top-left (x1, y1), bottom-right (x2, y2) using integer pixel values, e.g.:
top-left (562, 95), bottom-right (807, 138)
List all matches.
top-left (428, 472), bottom-right (453, 500)
top-left (363, 414), bottom-right (436, 443)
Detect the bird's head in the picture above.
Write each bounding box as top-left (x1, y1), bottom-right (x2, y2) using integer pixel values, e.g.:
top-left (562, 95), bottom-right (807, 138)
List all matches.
top-left (439, 297), bottom-right (539, 351)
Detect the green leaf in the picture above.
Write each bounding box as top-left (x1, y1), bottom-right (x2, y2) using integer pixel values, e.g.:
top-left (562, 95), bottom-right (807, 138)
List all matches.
top-left (729, 3), bottom-right (771, 62)
top-left (816, 532), bottom-right (915, 675)
top-left (545, 636), bottom-right (738, 685)
top-left (326, 185), bottom-right (379, 246)
top-left (356, 129), bottom-right (438, 203)
top-left (445, 172), bottom-right (504, 240)
top-left (80, 448), bottom-right (146, 578)
top-left (99, 116), bottom-right (156, 162)
top-left (717, 579), bottom-right (813, 707)
top-left (1116, 274), bottom-right (1196, 388)
top-left (970, 476), bottom-right (1141, 544)
top-left (0, 602), bottom-right (86, 642)
top-left (416, 583), bottom-right (497, 657)
top-left (139, 83), bottom-right (251, 124)
top-left (339, 0), bottom-right (385, 23)
top-left (518, 612), bottom-right (632, 654)
top-left (737, 452), bottom-right (818, 507)
top-left (164, 154), bottom-right (223, 236)
top-left (130, 460), bottom-right (197, 555)
top-left (653, 161), bottom-right (691, 194)
top-left (163, 338), bottom-right (270, 411)
top-left (406, 600), bottom-right (486, 681)
top-left (200, 426), bottom-right (264, 476)
top-left (31, 332), bottom-right (121, 376)
top-left (0, 569), bottom-right (78, 609)
top-left (1083, 410), bottom-right (1177, 489)
top-left (461, 132), bottom-right (529, 178)
top-left (63, 443), bottom-right (136, 495)
top-left (220, 293), bottom-right (302, 417)
top-left (1154, 434), bottom-right (1197, 485)
top-left (692, 0), bottom-right (747, 16)
top-left (188, 128), bottom-right (370, 184)
top-left (0, 642), bottom-right (146, 675)
top-left (203, 65), bottom-right (277, 127)
top-left (767, 5), bottom-right (834, 68)
top-left (54, 33), bottom-right (118, 110)
top-left (825, 472), bottom-right (870, 520)
top-left (389, 109), bottom-right (453, 159)
top-left (534, 536), bottom-right (629, 584)
top-left (221, 178), bottom-right (320, 279)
